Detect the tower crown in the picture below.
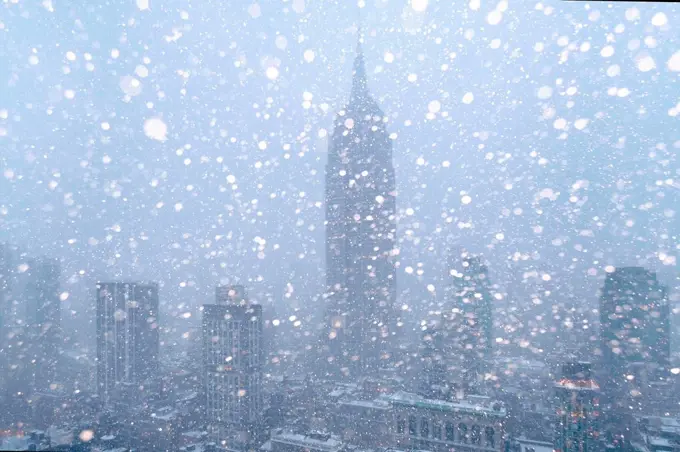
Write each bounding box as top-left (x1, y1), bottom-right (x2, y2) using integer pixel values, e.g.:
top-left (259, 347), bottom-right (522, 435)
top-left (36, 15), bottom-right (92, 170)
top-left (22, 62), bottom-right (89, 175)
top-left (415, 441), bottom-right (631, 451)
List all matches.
top-left (347, 28), bottom-right (381, 115)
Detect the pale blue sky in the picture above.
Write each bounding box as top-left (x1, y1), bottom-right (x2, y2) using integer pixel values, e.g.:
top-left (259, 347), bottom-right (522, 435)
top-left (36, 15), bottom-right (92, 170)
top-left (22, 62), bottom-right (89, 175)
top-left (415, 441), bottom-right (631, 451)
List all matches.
top-left (1, 0), bottom-right (678, 340)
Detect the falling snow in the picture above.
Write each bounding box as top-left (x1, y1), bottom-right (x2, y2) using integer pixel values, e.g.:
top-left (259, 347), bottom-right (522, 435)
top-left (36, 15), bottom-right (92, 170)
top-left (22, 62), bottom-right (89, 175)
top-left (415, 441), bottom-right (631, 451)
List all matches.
top-left (0, 0), bottom-right (679, 449)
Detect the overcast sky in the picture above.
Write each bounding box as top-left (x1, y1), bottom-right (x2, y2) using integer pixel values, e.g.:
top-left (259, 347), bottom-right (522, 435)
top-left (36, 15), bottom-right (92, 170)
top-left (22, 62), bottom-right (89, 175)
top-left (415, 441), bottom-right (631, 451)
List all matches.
top-left (1, 0), bottom-right (678, 335)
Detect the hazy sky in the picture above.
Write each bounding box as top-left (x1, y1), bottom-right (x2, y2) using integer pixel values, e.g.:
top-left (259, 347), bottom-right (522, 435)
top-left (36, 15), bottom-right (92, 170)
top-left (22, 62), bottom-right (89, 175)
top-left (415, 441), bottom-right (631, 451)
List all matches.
top-left (1, 0), bottom-right (678, 330)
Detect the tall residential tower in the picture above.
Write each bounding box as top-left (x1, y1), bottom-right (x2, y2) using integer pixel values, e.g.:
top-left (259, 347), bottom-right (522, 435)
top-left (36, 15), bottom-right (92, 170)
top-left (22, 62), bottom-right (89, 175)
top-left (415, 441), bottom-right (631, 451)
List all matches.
top-left (203, 285), bottom-right (264, 447)
top-left (440, 253), bottom-right (494, 393)
top-left (25, 257), bottom-right (62, 392)
top-left (598, 267), bottom-right (670, 400)
top-left (96, 282), bottom-right (160, 405)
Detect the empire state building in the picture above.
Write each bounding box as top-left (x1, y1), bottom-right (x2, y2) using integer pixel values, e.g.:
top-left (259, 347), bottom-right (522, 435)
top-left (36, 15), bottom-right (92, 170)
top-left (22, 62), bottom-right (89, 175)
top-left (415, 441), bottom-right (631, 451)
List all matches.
top-left (323, 37), bottom-right (398, 377)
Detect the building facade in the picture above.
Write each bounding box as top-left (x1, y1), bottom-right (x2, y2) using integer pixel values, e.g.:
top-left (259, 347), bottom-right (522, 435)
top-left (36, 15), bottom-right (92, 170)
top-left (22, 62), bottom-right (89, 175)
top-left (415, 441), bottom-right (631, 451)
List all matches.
top-left (0, 243), bottom-right (13, 392)
top-left (553, 362), bottom-right (600, 452)
top-left (269, 431), bottom-right (346, 452)
top-left (388, 391), bottom-right (506, 452)
top-left (203, 285), bottom-right (264, 447)
top-left (417, 322), bottom-right (450, 399)
top-left (434, 253), bottom-right (494, 393)
top-left (96, 282), bottom-right (160, 405)
top-left (599, 267), bottom-right (670, 399)
top-left (0, 244), bottom-right (22, 363)
top-left (0, 244), bottom-right (11, 341)
top-left (323, 37), bottom-right (398, 378)
top-left (331, 398), bottom-right (392, 448)
top-left (25, 257), bottom-right (61, 393)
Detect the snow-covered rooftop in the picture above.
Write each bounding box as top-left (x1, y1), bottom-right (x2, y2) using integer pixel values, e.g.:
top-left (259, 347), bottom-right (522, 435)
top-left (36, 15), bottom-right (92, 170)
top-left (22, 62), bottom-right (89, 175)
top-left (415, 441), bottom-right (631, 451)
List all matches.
top-left (271, 431), bottom-right (344, 452)
top-left (386, 391), bottom-right (506, 417)
top-left (339, 399), bottom-right (391, 410)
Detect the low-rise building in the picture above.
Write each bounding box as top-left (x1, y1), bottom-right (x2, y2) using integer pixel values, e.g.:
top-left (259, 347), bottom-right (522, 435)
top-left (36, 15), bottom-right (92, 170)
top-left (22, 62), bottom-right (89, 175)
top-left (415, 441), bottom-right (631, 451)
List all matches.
top-left (388, 391), bottom-right (506, 452)
top-left (632, 416), bottom-right (680, 452)
top-left (332, 398), bottom-right (392, 447)
top-left (269, 430), bottom-right (346, 452)
top-left (509, 437), bottom-right (553, 452)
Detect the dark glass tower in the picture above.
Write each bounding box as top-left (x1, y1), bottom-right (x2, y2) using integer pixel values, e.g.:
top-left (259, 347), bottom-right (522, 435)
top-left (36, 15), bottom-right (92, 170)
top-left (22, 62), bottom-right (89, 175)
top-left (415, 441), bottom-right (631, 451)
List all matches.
top-left (323, 36), bottom-right (397, 377)
top-left (25, 257), bottom-right (61, 392)
top-left (417, 320), bottom-right (450, 399)
top-left (441, 253), bottom-right (494, 392)
top-left (598, 267), bottom-right (670, 400)
top-left (0, 244), bottom-right (12, 379)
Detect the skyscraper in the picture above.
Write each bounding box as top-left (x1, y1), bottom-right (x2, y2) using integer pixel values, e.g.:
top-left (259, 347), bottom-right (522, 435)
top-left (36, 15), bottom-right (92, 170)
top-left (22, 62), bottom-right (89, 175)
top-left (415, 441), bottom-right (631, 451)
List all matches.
top-left (0, 243), bottom-right (13, 398)
top-left (0, 244), bottom-right (30, 406)
top-left (0, 244), bottom-right (11, 339)
top-left (441, 253), bottom-right (494, 392)
top-left (0, 244), bottom-right (21, 345)
top-left (25, 257), bottom-right (61, 392)
top-left (554, 362), bottom-right (601, 452)
top-left (598, 267), bottom-right (670, 398)
top-left (96, 282), bottom-right (160, 405)
top-left (203, 285), bottom-right (264, 447)
top-left (0, 244), bottom-right (12, 345)
top-left (417, 320), bottom-right (449, 399)
top-left (323, 34), bottom-right (397, 377)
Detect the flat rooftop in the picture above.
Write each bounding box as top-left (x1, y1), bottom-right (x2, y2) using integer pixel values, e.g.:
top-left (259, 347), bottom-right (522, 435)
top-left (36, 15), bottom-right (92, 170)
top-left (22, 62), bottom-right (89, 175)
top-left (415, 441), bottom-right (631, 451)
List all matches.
top-left (339, 399), bottom-right (391, 410)
top-left (271, 431), bottom-right (344, 452)
top-left (387, 391), bottom-right (506, 417)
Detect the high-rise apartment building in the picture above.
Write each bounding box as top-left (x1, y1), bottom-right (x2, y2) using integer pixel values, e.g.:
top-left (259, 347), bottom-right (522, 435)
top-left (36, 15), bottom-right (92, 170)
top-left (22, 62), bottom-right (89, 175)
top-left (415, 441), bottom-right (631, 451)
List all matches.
top-left (96, 282), bottom-right (160, 405)
top-left (598, 267), bottom-right (670, 397)
top-left (0, 244), bottom-right (11, 340)
top-left (554, 362), bottom-right (600, 452)
top-left (0, 244), bottom-right (31, 399)
top-left (203, 285), bottom-right (264, 447)
top-left (25, 257), bottom-right (61, 392)
top-left (0, 244), bottom-right (22, 344)
top-left (441, 253), bottom-right (494, 391)
top-left (417, 321), bottom-right (449, 399)
top-left (0, 243), bottom-right (13, 396)
top-left (323, 36), bottom-right (398, 377)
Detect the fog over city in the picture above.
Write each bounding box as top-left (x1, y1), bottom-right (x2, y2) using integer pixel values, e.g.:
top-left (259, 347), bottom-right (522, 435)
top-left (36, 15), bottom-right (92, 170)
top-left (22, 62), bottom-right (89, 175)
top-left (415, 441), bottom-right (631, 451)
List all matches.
top-left (0, 0), bottom-right (679, 451)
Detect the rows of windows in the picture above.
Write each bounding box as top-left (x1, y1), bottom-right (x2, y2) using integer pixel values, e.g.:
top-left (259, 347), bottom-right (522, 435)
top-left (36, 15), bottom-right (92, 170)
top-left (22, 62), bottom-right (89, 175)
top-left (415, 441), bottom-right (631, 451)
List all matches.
top-left (204, 319), bottom-right (241, 368)
top-left (206, 373), bottom-right (242, 424)
top-left (396, 415), bottom-right (496, 448)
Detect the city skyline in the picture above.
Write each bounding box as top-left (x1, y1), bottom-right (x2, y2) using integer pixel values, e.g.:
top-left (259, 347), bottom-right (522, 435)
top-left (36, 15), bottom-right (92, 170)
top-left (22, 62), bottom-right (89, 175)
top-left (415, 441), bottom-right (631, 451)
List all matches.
top-left (1, 1), bottom-right (677, 327)
top-left (1, 1), bottom-right (680, 450)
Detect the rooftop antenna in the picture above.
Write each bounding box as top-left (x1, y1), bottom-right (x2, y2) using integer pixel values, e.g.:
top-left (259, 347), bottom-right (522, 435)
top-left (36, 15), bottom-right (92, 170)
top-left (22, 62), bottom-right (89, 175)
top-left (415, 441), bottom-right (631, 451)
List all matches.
top-left (357, 5), bottom-right (364, 54)
top-left (350, 4), bottom-right (369, 102)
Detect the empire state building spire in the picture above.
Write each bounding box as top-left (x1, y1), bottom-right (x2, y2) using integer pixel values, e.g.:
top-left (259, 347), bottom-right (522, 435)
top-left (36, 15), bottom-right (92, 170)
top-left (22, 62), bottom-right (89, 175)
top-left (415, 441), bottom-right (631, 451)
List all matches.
top-left (349, 27), bottom-right (380, 114)
top-left (350, 26), bottom-right (368, 103)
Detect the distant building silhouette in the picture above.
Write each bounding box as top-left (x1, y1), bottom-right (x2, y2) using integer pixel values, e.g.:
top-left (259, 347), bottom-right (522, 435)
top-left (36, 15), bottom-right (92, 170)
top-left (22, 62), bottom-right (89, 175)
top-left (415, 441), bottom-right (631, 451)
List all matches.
top-left (417, 320), bottom-right (450, 400)
top-left (0, 244), bottom-right (22, 355)
top-left (0, 243), bottom-right (13, 390)
top-left (95, 282), bottom-right (160, 406)
top-left (598, 267), bottom-right (670, 402)
top-left (203, 285), bottom-right (264, 447)
top-left (25, 257), bottom-right (61, 393)
top-left (323, 34), bottom-right (398, 377)
top-left (441, 252), bottom-right (494, 393)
